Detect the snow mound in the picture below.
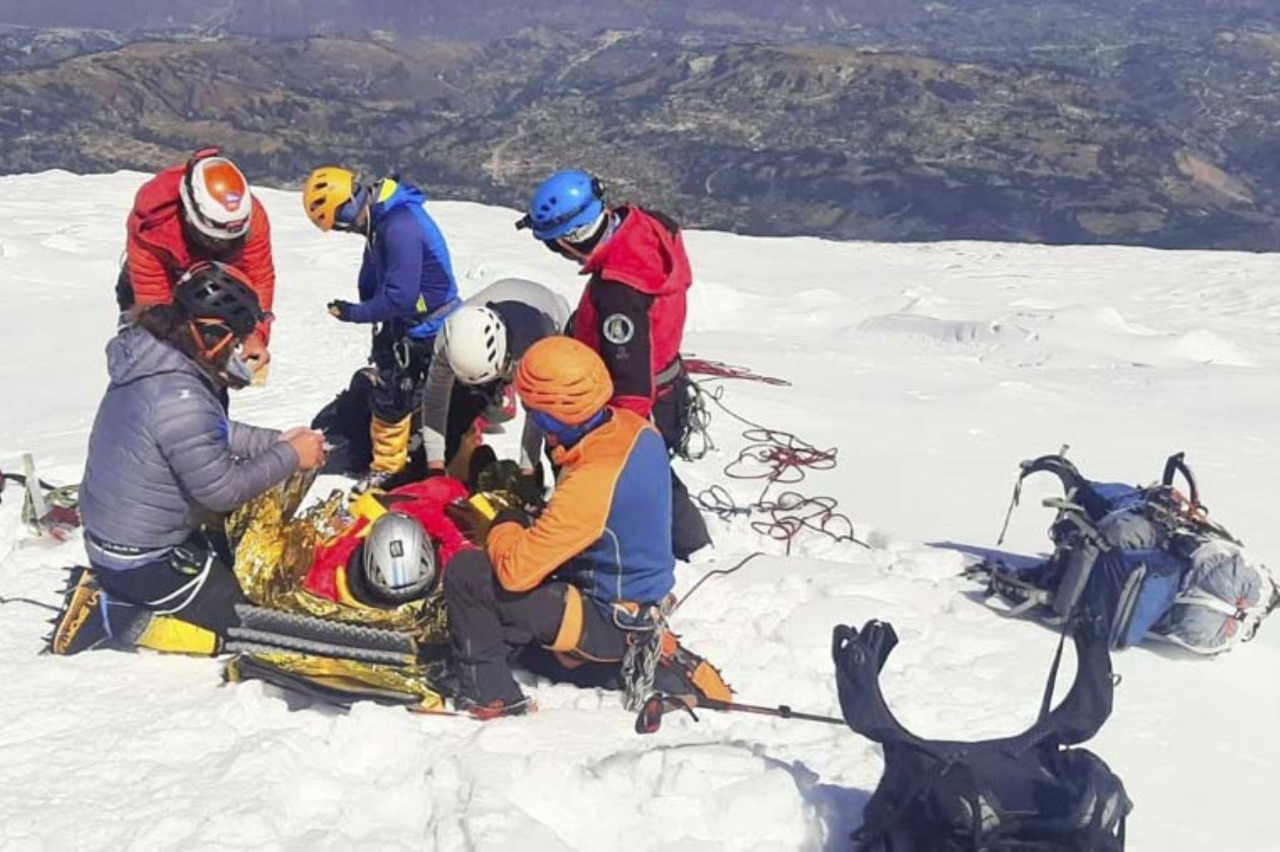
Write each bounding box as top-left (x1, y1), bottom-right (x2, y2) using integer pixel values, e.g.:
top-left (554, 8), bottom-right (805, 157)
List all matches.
top-left (855, 303), bottom-right (1258, 369)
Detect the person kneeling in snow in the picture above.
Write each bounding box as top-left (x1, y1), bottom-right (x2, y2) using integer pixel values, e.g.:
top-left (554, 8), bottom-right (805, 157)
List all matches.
top-left (47, 263), bottom-right (327, 657)
top-left (444, 337), bottom-right (729, 719)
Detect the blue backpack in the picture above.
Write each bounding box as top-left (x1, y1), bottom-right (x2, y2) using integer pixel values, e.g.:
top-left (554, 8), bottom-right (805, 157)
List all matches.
top-left (986, 452), bottom-right (1277, 654)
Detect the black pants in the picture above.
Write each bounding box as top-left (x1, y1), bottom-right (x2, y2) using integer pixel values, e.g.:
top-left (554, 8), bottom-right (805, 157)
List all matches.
top-left (313, 368), bottom-right (484, 476)
top-left (653, 374), bottom-right (712, 561)
top-left (444, 550), bottom-right (631, 705)
top-left (92, 532), bottom-right (247, 638)
top-left (371, 326), bottom-right (434, 423)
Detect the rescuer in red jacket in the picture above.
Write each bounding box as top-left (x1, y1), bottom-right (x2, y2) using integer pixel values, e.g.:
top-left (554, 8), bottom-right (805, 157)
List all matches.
top-left (518, 170), bottom-right (711, 560)
top-left (119, 148), bottom-right (276, 374)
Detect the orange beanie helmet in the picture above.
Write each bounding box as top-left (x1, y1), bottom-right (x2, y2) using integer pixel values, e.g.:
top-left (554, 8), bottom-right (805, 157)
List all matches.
top-left (515, 337), bottom-right (614, 426)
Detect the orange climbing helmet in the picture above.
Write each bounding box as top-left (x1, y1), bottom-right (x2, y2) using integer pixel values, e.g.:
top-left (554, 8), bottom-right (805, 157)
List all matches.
top-left (515, 337), bottom-right (613, 426)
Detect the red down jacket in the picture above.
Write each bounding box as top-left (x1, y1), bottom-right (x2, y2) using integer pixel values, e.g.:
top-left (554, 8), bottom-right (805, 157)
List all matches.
top-left (125, 164), bottom-right (276, 342)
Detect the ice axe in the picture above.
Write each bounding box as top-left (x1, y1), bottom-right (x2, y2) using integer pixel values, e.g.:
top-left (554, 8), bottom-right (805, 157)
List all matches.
top-left (635, 692), bottom-right (845, 735)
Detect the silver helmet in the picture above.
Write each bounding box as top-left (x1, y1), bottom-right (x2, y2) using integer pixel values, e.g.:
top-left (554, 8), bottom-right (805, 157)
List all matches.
top-left (361, 513), bottom-right (437, 604)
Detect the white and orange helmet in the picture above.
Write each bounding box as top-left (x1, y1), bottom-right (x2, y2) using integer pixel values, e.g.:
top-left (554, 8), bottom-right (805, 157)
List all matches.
top-left (179, 149), bottom-right (254, 242)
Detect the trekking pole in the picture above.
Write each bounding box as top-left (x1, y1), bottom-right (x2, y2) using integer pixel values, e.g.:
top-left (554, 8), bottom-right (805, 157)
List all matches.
top-left (635, 691), bottom-right (844, 734)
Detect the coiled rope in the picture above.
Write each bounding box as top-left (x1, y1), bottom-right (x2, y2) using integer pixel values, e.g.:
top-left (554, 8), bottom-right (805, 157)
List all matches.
top-left (686, 380), bottom-right (868, 555)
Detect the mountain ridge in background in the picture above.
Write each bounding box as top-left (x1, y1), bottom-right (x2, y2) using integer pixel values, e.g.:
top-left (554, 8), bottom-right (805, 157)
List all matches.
top-left (3, 2), bottom-right (1280, 249)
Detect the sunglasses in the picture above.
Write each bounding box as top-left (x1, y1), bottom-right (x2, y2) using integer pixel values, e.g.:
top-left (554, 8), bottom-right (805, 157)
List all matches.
top-left (333, 186), bottom-right (370, 232)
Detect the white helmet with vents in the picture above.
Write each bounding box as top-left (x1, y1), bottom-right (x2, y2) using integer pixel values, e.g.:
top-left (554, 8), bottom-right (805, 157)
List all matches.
top-left (441, 306), bottom-right (509, 385)
top-left (179, 154), bottom-right (254, 242)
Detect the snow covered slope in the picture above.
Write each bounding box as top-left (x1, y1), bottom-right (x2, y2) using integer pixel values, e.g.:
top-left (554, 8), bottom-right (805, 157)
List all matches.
top-left (1, 171), bottom-right (1278, 850)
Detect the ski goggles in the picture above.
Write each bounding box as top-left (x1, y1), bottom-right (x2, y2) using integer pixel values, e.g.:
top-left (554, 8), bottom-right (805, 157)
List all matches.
top-left (332, 185), bottom-right (371, 232)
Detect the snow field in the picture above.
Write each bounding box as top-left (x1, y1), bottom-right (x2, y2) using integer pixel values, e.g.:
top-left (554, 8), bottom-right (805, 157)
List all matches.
top-left (1, 171), bottom-right (1278, 850)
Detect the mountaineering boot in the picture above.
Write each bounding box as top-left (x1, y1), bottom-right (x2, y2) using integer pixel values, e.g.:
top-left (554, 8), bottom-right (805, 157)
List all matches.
top-left (353, 469), bottom-right (396, 495)
top-left (45, 566), bottom-right (112, 655)
top-left (46, 566), bottom-right (160, 655)
top-left (134, 617), bottom-right (221, 656)
top-left (651, 633), bottom-right (733, 704)
top-left (357, 414), bottom-right (412, 493)
top-left (454, 694), bottom-right (537, 721)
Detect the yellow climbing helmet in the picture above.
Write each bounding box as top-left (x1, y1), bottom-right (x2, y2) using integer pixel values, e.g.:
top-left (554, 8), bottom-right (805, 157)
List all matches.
top-left (303, 166), bottom-right (362, 232)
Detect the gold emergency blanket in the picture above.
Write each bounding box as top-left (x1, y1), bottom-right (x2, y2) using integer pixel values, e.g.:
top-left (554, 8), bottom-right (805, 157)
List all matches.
top-left (224, 651), bottom-right (446, 711)
top-left (225, 471), bottom-right (448, 646)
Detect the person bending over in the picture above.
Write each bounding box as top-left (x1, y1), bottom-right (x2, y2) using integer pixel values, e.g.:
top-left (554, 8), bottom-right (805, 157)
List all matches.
top-left (518, 170), bottom-right (711, 561)
top-left (425, 277), bottom-right (571, 482)
top-left (304, 166), bottom-right (460, 493)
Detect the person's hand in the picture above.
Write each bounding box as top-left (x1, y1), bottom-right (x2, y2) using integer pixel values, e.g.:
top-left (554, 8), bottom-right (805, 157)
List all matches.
top-left (492, 505), bottom-right (533, 529)
top-left (240, 331), bottom-right (270, 369)
top-left (328, 300), bottom-right (356, 322)
top-left (284, 428), bottom-right (327, 471)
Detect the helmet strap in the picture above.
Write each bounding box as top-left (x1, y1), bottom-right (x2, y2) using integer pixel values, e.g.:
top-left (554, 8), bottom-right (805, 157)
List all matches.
top-left (187, 319), bottom-right (236, 362)
top-left (549, 236), bottom-right (592, 264)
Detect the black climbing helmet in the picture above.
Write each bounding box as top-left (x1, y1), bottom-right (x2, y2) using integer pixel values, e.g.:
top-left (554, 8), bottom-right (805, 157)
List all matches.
top-left (173, 261), bottom-right (270, 340)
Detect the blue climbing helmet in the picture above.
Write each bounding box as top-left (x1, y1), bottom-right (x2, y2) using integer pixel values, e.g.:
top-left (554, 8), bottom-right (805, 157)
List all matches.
top-left (517, 169), bottom-right (605, 241)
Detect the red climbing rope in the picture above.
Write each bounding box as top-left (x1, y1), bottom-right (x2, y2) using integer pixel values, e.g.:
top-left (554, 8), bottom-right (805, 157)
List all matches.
top-left (690, 383), bottom-right (866, 555)
top-left (682, 356), bottom-right (792, 387)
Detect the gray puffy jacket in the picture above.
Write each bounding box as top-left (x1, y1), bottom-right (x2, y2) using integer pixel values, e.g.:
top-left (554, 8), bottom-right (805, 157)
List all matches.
top-left (80, 327), bottom-right (298, 570)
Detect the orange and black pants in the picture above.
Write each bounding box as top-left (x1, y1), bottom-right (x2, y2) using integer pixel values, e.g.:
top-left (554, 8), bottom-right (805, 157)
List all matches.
top-left (443, 549), bottom-right (631, 705)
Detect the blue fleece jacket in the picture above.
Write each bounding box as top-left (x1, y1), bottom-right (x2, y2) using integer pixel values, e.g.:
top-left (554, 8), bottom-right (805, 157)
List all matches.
top-left (350, 179), bottom-right (459, 335)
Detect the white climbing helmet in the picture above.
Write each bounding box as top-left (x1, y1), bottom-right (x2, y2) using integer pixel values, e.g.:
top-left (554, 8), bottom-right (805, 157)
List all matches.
top-left (441, 306), bottom-right (509, 385)
top-left (180, 153), bottom-right (254, 242)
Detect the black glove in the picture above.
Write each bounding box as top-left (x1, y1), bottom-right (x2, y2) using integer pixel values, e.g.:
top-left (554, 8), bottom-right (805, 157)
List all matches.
top-left (492, 506), bottom-right (534, 529)
top-left (514, 468), bottom-right (545, 510)
top-left (328, 300), bottom-right (356, 322)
